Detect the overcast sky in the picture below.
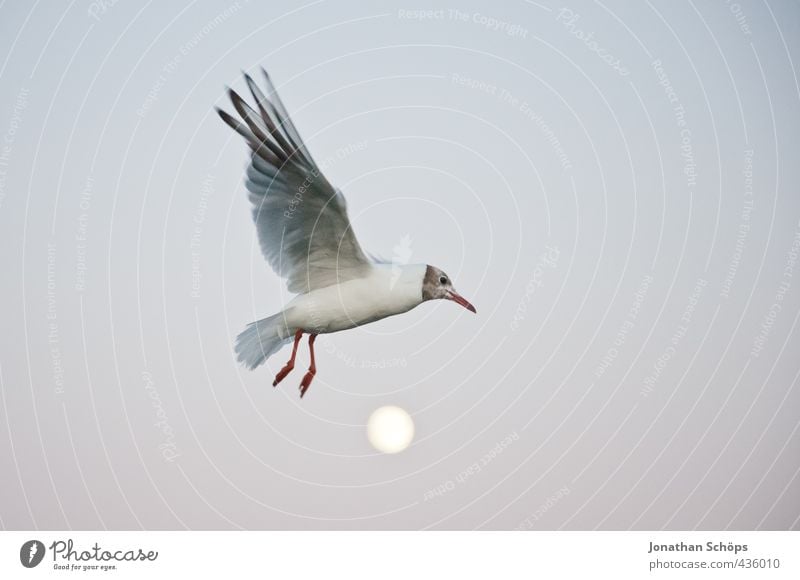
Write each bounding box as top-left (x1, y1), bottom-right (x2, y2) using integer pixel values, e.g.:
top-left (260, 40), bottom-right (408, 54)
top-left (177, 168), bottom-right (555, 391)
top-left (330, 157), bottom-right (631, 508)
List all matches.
top-left (0, 0), bottom-right (798, 530)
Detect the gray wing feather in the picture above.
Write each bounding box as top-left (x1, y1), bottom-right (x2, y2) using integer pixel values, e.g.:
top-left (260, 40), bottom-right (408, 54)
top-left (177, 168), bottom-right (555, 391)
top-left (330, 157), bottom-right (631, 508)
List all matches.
top-left (218, 69), bottom-right (371, 294)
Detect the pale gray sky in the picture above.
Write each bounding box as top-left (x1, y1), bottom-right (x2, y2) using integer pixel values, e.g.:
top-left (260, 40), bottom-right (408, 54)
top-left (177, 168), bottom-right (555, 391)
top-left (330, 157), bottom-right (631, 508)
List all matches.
top-left (0, 0), bottom-right (798, 530)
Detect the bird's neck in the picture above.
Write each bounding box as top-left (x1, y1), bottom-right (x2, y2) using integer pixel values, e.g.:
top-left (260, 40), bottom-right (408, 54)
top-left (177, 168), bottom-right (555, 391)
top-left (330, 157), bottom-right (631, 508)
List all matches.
top-left (373, 263), bottom-right (427, 305)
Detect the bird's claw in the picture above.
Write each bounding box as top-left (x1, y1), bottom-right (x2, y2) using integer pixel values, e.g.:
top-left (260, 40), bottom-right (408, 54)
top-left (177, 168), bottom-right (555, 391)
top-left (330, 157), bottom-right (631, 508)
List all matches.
top-left (272, 363), bottom-right (294, 387)
top-left (299, 371), bottom-right (316, 398)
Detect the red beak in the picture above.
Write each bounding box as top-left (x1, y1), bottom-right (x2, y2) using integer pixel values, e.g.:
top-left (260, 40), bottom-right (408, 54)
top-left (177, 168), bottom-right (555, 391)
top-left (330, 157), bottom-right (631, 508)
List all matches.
top-left (447, 290), bottom-right (477, 313)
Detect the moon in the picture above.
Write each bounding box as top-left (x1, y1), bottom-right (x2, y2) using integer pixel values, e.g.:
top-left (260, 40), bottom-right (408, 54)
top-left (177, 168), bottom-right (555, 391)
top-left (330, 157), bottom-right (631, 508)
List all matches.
top-left (367, 406), bottom-right (415, 454)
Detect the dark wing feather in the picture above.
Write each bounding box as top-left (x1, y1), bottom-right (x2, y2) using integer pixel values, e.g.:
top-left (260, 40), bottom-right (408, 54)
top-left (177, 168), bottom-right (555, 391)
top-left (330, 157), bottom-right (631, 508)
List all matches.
top-left (218, 69), bottom-right (371, 294)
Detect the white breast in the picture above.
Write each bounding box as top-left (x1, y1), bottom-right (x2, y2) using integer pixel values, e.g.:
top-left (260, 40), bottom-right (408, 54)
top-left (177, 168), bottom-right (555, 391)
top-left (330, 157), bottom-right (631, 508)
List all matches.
top-left (284, 264), bottom-right (426, 334)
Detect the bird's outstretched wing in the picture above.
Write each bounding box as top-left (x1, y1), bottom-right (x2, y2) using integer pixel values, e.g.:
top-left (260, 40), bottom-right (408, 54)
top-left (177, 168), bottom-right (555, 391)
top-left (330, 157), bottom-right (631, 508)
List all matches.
top-left (218, 69), bottom-right (371, 294)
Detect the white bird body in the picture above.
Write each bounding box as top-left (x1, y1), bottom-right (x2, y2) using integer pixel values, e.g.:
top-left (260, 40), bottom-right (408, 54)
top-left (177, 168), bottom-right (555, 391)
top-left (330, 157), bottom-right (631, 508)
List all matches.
top-left (283, 263), bottom-right (427, 334)
top-left (218, 69), bottom-right (475, 396)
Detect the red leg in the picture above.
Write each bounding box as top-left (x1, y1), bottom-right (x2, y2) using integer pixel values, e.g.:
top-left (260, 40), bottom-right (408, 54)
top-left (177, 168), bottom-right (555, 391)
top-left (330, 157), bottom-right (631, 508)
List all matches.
top-left (299, 334), bottom-right (318, 398)
top-left (273, 330), bottom-right (302, 387)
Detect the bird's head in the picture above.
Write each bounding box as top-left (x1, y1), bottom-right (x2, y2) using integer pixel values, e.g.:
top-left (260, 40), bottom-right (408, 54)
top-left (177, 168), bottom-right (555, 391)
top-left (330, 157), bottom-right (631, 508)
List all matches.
top-left (421, 265), bottom-right (476, 313)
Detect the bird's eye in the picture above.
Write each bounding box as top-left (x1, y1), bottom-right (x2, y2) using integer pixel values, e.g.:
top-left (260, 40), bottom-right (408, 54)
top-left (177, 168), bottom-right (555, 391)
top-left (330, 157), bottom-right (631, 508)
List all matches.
top-left (439, 276), bottom-right (448, 285)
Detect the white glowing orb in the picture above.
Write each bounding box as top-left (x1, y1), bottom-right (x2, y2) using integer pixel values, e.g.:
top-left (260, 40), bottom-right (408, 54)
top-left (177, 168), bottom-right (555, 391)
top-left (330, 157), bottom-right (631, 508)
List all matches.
top-left (367, 406), bottom-right (415, 454)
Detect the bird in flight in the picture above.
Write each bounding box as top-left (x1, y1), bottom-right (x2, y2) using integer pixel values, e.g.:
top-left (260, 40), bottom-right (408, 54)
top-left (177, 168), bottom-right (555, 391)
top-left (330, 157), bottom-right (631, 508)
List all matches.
top-left (218, 69), bottom-right (476, 398)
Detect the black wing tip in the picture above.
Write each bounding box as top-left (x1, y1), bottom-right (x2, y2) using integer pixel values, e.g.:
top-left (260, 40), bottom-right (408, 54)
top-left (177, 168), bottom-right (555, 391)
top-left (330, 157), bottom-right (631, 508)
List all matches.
top-left (261, 67), bottom-right (278, 92)
top-left (222, 67), bottom-right (273, 100)
top-left (227, 86), bottom-right (244, 103)
top-left (219, 67), bottom-right (316, 170)
top-left (216, 107), bottom-right (241, 132)
top-left (216, 106), bottom-right (231, 120)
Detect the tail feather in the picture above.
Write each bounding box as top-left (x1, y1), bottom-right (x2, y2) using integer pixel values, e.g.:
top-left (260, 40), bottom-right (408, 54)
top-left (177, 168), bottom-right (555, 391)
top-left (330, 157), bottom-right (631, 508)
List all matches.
top-left (235, 312), bottom-right (292, 370)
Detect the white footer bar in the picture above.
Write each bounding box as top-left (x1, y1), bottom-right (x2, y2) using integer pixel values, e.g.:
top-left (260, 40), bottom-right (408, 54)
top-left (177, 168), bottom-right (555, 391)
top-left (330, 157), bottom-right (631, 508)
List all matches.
top-left (1, 531), bottom-right (797, 579)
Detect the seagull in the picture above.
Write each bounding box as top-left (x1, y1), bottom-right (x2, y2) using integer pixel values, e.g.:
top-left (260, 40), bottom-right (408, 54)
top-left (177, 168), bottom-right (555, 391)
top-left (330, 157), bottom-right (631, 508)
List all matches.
top-left (217, 69), bottom-right (476, 398)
